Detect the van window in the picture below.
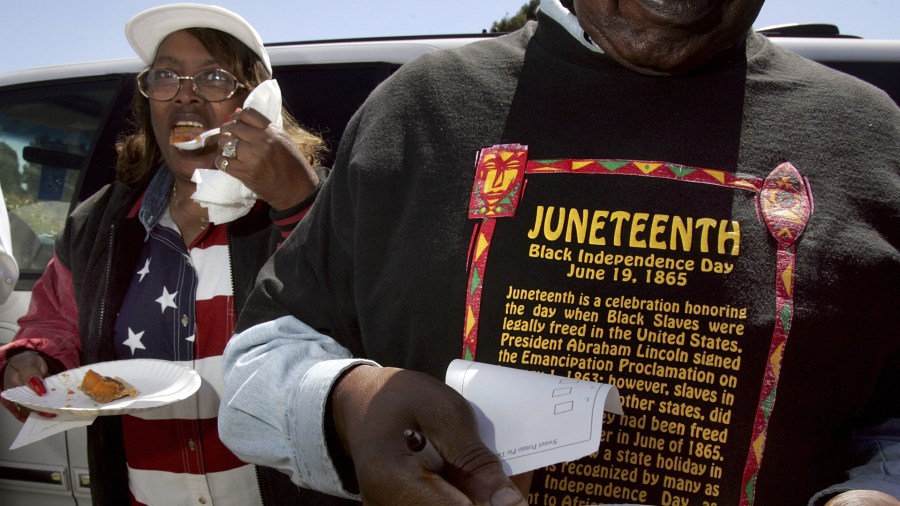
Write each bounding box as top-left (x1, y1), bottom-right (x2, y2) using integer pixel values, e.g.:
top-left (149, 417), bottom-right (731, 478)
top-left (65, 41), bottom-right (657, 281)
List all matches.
top-left (274, 62), bottom-right (401, 164)
top-left (823, 60), bottom-right (900, 104)
top-left (0, 79), bottom-right (121, 274)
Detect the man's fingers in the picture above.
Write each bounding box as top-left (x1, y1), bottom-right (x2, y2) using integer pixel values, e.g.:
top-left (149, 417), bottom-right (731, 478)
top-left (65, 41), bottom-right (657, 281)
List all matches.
top-left (445, 444), bottom-right (527, 506)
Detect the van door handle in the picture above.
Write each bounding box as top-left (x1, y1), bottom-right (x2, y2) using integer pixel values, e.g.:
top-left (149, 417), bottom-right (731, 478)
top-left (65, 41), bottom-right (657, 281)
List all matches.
top-left (73, 466), bottom-right (90, 489)
top-left (0, 462), bottom-right (68, 489)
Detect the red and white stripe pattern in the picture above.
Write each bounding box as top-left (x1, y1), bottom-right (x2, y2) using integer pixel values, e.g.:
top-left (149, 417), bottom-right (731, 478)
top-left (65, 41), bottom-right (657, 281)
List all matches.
top-left (115, 216), bottom-right (262, 506)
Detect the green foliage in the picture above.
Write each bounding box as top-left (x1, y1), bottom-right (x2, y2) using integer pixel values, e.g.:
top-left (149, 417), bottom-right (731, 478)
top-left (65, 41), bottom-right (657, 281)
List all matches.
top-left (489, 0), bottom-right (540, 33)
top-left (0, 141), bottom-right (75, 240)
top-left (0, 143), bottom-right (18, 197)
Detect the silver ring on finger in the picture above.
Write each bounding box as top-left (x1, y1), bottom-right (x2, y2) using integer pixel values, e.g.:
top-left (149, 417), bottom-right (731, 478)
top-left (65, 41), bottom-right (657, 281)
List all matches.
top-left (222, 139), bottom-right (238, 159)
top-left (219, 158), bottom-right (229, 172)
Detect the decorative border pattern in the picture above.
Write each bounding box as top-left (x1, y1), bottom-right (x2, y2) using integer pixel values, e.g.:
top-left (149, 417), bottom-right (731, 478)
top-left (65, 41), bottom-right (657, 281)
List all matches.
top-left (527, 158), bottom-right (764, 192)
top-left (741, 162), bottom-right (813, 506)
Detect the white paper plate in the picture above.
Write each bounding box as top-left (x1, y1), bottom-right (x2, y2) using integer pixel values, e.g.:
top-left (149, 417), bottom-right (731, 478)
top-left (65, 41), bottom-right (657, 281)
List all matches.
top-left (1, 359), bottom-right (201, 416)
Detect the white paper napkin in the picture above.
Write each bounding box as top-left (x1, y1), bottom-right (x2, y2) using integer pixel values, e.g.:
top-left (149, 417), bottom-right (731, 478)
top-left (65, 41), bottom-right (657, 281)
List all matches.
top-left (191, 79), bottom-right (284, 224)
top-left (10, 411), bottom-right (95, 450)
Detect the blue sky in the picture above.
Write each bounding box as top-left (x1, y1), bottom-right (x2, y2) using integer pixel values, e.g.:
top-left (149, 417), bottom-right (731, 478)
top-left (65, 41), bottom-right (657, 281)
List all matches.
top-left (1, 0), bottom-right (897, 74)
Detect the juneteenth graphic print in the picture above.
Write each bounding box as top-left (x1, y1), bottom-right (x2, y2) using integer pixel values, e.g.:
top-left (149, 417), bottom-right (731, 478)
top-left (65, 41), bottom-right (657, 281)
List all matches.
top-left (464, 144), bottom-right (813, 505)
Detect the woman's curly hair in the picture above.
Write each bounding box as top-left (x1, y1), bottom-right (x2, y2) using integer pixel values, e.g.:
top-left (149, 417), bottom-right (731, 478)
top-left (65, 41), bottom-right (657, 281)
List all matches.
top-left (115, 27), bottom-right (327, 187)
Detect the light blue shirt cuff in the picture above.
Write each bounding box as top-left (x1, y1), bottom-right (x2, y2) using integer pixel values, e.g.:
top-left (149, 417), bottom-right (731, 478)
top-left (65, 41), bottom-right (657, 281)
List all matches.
top-left (287, 358), bottom-right (379, 499)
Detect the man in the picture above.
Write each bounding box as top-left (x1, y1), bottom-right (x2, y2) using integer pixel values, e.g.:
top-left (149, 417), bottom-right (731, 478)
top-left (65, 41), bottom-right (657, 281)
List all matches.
top-left (219, 0), bottom-right (900, 504)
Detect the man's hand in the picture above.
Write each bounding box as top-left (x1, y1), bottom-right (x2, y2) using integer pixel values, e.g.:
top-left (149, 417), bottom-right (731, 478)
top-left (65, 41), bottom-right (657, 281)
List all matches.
top-left (331, 365), bottom-right (529, 505)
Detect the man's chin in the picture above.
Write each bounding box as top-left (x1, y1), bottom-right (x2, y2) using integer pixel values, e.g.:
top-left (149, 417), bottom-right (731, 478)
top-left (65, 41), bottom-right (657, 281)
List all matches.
top-left (629, 0), bottom-right (718, 26)
top-left (597, 39), bottom-right (705, 76)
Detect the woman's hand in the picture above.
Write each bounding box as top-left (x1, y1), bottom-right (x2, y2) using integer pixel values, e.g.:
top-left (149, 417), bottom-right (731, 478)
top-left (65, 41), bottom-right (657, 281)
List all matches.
top-left (2, 350), bottom-right (53, 421)
top-left (216, 107), bottom-right (320, 211)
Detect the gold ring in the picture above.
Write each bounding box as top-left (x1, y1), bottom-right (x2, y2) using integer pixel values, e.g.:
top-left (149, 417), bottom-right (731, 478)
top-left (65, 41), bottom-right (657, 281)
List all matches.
top-left (222, 139), bottom-right (238, 159)
top-left (220, 158), bottom-right (229, 172)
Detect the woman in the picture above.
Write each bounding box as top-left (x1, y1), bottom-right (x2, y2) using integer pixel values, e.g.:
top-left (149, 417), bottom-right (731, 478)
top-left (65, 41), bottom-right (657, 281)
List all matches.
top-left (0, 4), bottom-right (326, 505)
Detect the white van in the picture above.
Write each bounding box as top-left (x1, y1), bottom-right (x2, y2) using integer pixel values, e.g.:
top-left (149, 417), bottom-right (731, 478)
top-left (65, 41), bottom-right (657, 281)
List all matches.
top-left (0, 29), bottom-right (897, 505)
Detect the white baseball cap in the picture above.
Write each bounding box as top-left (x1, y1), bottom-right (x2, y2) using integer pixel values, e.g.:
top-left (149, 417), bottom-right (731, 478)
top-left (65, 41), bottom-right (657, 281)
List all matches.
top-left (125, 3), bottom-right (272, 75)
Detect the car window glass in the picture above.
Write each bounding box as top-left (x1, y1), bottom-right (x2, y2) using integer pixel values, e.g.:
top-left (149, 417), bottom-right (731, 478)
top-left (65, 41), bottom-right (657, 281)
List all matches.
top-left (0, 79), bottom-right (120, 274)
top-left (823, 61), bottom-right (900, 104)
top-left (274, 63), bottom-right (400, 165)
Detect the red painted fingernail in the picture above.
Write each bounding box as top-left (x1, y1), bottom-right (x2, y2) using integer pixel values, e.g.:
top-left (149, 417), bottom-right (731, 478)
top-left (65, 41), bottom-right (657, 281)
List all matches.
top-left (28, 376), bottom-right (47, 396)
